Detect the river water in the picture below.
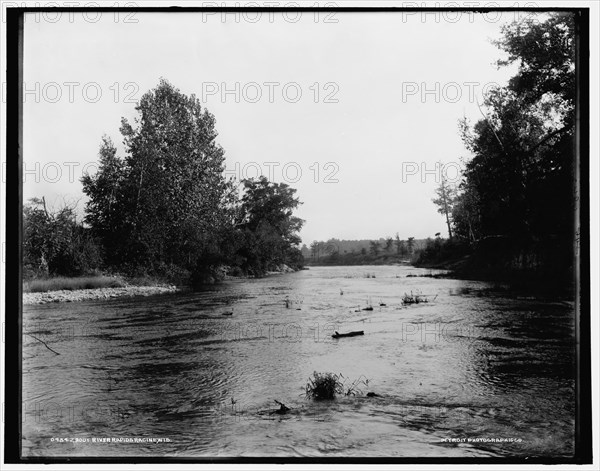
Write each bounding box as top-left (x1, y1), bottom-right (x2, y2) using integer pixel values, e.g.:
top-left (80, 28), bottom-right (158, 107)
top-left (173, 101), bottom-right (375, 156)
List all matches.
top-left (22, 265), bottom-right (576, 458)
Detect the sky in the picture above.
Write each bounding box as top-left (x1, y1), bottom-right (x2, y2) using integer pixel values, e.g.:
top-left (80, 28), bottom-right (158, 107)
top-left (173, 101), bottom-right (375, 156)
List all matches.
top-left (21, 8), bottom-right (530, 245)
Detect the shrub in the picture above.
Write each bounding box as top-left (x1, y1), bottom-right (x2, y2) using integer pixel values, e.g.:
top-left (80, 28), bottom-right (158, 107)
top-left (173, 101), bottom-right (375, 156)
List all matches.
top-left (305, 371), bottom-right (344, 400)
top-left (23, 198), bottom-right (103, 277)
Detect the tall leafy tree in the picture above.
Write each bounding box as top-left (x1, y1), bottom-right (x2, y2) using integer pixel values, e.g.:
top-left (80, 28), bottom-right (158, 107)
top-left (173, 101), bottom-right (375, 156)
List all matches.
top-left (495, 13), bottom-right (576, 108)
top-left (453, 12), bottom-right (575, 275)
top-left (81, 136), bottom-right (127, 266)
top-left (83, 79), bottom-right (234, 276)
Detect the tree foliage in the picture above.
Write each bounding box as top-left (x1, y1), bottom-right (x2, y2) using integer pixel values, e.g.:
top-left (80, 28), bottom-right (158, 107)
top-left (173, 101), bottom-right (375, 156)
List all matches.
top-left (235, 177), bottom-right (305, 276)
top-left (80, 79), bottom-right (304, 282)
top-left (23, 198), bottom-right (102, 278)
top-left (450, 13), bottom-right (576, 276)
top-left (369, 240), bottom-right (380, 256)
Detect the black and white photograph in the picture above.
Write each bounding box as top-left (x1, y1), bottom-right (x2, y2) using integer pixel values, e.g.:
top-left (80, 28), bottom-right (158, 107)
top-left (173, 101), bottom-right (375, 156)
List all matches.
top-left (2, 1), bottom-right (598, 466)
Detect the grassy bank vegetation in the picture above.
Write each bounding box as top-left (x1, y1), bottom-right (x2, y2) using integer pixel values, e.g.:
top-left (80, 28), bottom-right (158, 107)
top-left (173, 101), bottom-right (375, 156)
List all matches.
top-left (23, 275), bottom-right (126, 293)
top-left (22, 273), bottom-right (179, 293)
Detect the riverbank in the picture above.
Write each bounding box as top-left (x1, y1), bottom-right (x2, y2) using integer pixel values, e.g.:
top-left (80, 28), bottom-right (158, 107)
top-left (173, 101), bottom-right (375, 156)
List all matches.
top-left (23, 285), bottom-right (180, 305)
top-left (221, 263), bottom-right (301, 280)
top-left (413, 256), bottom-right (575, 297)
top-left (22, 265), bottom-right (303, 305)
top-left (304, 252), bottom-right (412, 267)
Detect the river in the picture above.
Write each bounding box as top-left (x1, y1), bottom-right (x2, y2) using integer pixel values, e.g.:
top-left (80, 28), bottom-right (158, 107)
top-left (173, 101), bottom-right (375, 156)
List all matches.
top-left (22, 265), bottom-right (576, 458)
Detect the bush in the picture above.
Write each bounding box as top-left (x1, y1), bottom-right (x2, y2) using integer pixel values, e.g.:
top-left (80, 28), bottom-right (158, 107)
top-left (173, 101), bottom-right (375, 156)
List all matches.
top-left (305, 371), bottom-right (344, 400)
top-left (23, 198), bottom-right (103, 277)
top-left (415, 237), bottom-right (470, 267)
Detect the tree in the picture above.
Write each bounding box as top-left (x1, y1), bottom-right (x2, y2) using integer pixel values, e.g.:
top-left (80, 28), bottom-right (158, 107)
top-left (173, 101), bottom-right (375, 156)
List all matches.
top-left (385, 237), bottom-right (394, 252)
top-left (495, 13), bottom-right (575, 108)
top-left (81, 136), bottom-right (126, 267)
top-left (432, 169), bottom-right (457, 239)
top-left (23, 198), bottom-right (102, 277)
top-left (310, 241), bottom-right (321, 261)
top-left (407, 237), bottom-right (415, 254)
top-left (82, 79), bottom-right (234, 278)
top-left (495, 13), bottom-right (575, 244)
top-left (451, 179), bottom-right (481, 243)
top-left (462, 13), bottom-right (575, 241)
top-left (236, 176), bottom-right (304, 275)
top-left (369, 240), bottom-right (380, 256)
top-left (455, 12), bottom-right (576, 276)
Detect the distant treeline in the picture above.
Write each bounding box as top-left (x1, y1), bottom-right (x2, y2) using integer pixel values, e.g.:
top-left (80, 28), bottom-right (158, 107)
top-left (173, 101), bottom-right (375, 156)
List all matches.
top-left (303, 236), bottom-right (427, 265)
top-left (23, 80), bottom-right (305, 285)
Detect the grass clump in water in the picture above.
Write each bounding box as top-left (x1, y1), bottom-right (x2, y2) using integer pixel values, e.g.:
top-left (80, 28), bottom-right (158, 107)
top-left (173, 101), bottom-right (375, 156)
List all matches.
top-left (305, 371), bottom-right (344, 400)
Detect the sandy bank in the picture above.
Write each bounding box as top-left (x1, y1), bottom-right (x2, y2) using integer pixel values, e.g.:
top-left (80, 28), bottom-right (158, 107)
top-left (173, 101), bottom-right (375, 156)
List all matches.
top-left (23, 285), bottom-right (180, 305)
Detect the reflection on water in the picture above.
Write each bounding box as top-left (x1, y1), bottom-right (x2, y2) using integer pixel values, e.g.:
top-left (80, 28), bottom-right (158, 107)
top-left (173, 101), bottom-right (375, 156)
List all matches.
top-left (22, 266), bottom-right (575, 457)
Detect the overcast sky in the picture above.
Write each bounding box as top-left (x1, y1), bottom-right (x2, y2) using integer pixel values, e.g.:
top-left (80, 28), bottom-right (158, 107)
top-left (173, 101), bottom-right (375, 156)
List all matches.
top-left (22, 9), bottom-right (530, 244)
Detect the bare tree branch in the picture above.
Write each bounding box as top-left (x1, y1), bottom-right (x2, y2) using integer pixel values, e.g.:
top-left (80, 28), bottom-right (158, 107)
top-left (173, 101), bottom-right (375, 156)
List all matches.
top-left (25, 333), bottom-right (61, 355)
